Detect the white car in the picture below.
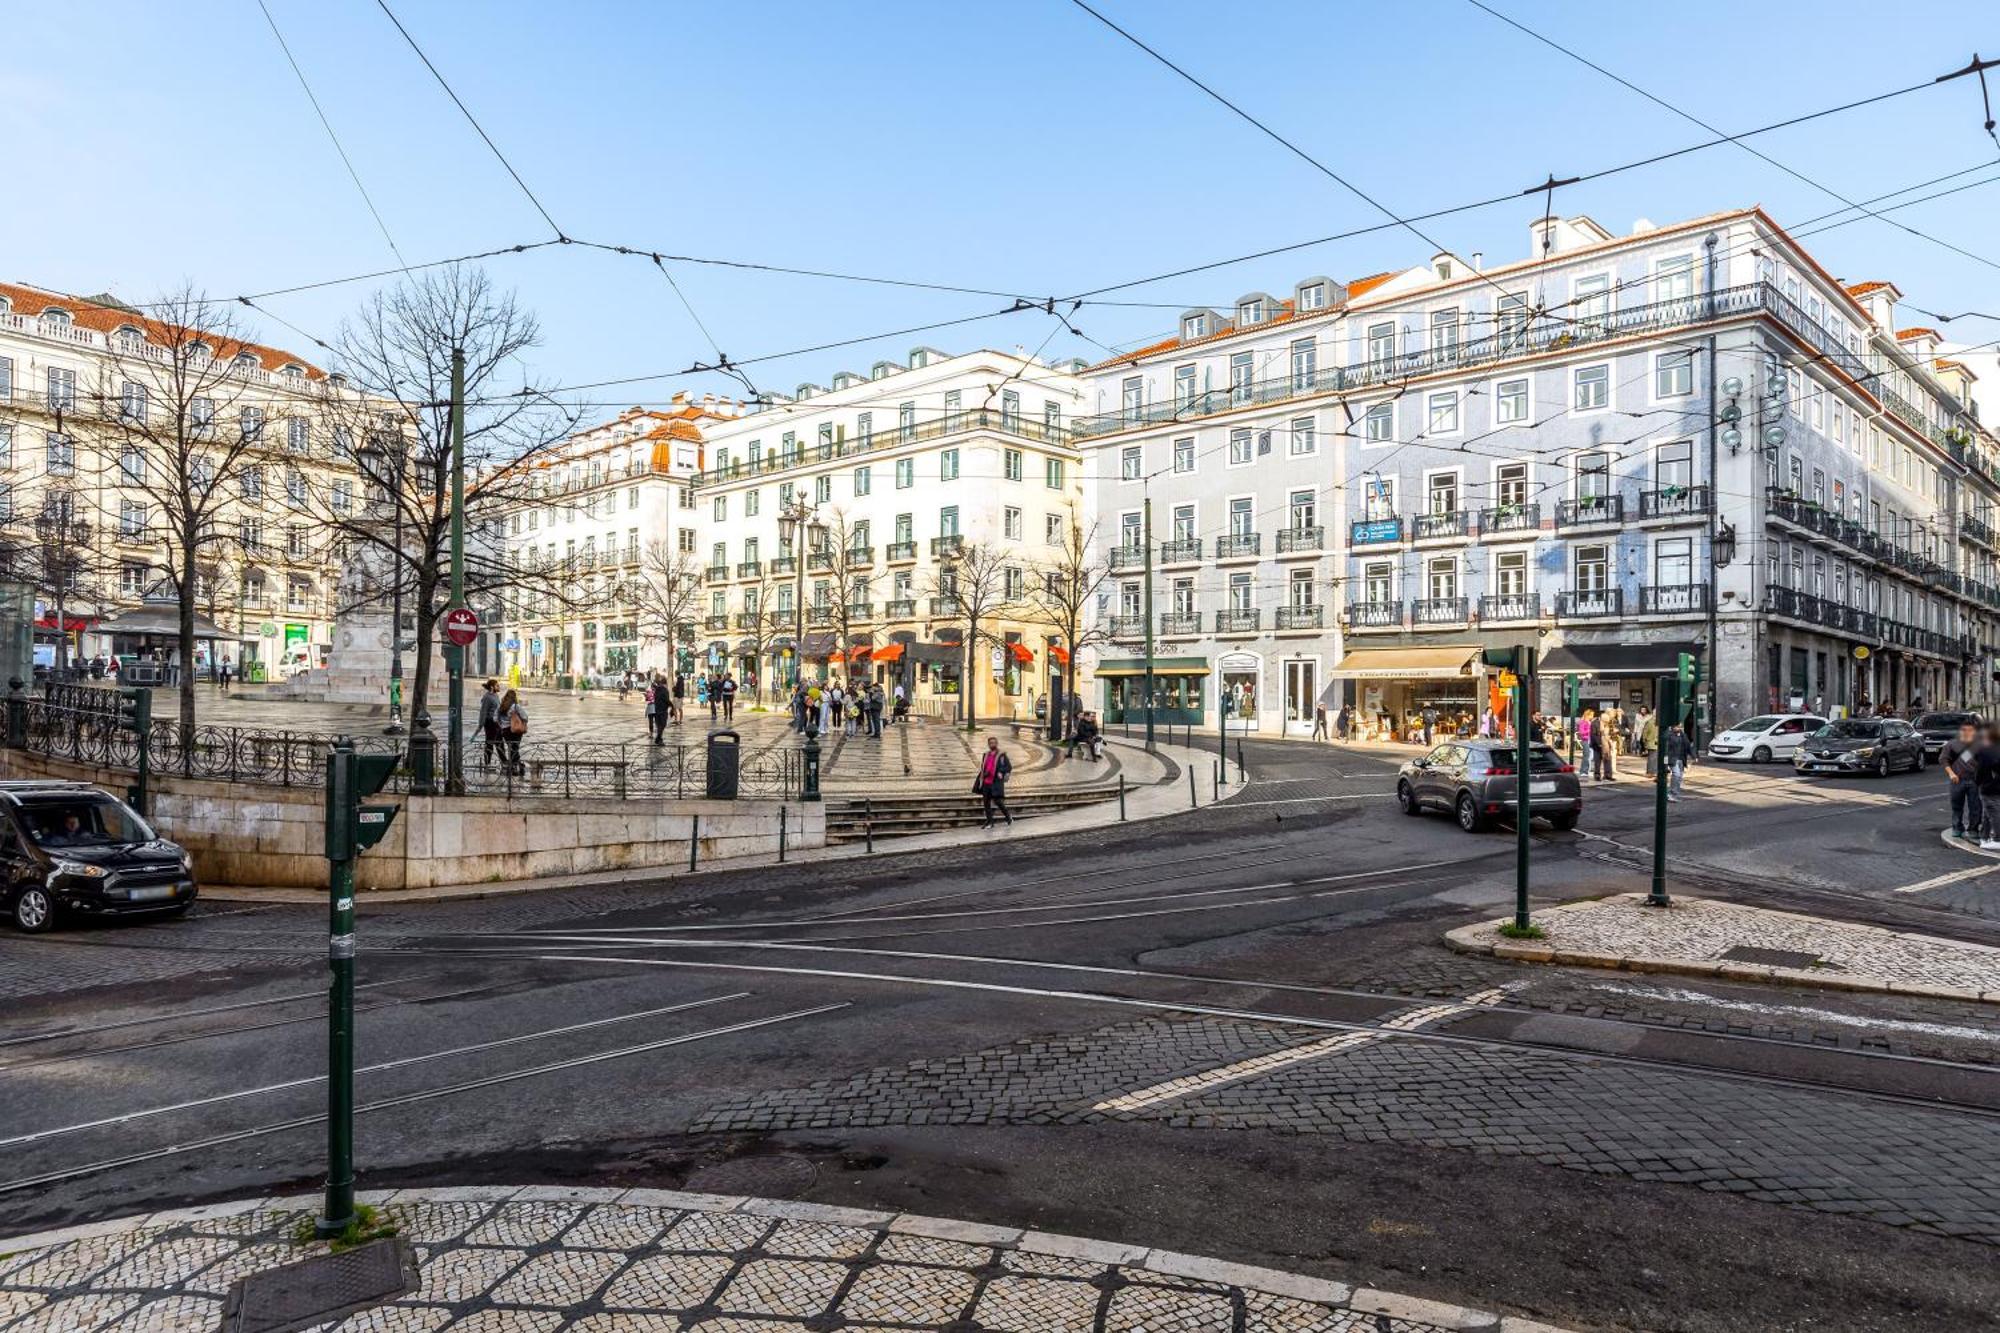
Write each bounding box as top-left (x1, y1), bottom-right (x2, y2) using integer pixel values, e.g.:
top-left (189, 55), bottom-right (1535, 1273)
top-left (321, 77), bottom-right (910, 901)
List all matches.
top-left (1707, 713), bottom-right (1826, 763)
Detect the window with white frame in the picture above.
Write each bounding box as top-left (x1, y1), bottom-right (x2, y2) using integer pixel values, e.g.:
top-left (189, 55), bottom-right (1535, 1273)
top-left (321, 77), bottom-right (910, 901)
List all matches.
top-left (46, 367), bottom-right (75, 412)
top-left (1228, 497), bottom-right (1253, 538)
top-left (1430, 309), bottom-right (1459, 357)
top-left (1655, 350), bottom-right (1694, 397)
top-left (1427, 391), bottom-right (1459, 435)
top-left (1496, 293), bottom-right (1529, 349)
top-left (1494, 462), bottom-right (1528, 508)
top-left (1655, 537), bottom-right (1693, 587)
top-left (852, 467), bottom-right (870, 497)
top-left (1574, 543), bottom-right (1608, 591)
top-left (1426, 556), bottom-right (1458, 600)
top-left (1289, 567), bottom-right (1315, 607)
top-left (895, 458), bottom-right (914, 488)
top-left (1426, 470), bottom-right (1458, 514)
top-left (1044, 513), bottom-right (1063, 543)
top-left (1004, 506), bottom-right (1022, 540)
top-left (1363, 561), bottom-right (1393, 604)
top-left (1575, 451), bottom-right (1610, 498)
top-left (1573, 273), bottom-right (1611, 329)
top-left (1173, 436), bottom-right (1194, 473)
top-left (44, 432), bottom-right (73, 475)
top-left (1003, 448), bottom-right (1022, 481)
top-left (1172, 577), bottom-right (1195, 616)
top-left (941, 448), bottom-right (960, 481)
top-left (815, 474), bottom-right (832, 503)
top-left (1364, 475), bottom-right (1396, 520)
top-left (119, 499), bottom-right (146, 536)
top-left (1121, 376), bottom-right (1143, 423)
top-left (1574, 363), bottom-right (1609, 410)
top-left (1658, 439), bottom-right (1694, 491)
top-left (1045, 458), bottom-right (1064, 489)
top-left (1289, 489), bottom-right (1316, 529)
top-left (1494, 549), bottom-right (1528, 595)
top-left (1230, 351), bottom-right (1254, 404)
top-left (1228, 571), bottom-right (1253, 612)
top-left (1364, 402), bottom-right (1394, 443)
top-left (1290, 338), bottom-right (1315, 391)
top-left (1174, 364), bottom-right (1197, 410)
top-left (1366, 322), bottom-right (1396, 364)
top-left (1299, 284), bottom-right (1327, 311)
top-left (1229, 428), bottom-right (1253, 464)
top-left (713, 495), bottom-right (727, 521)
top-left (1289, 417), bottom-right (1315, 455)
top-left (1119, 512), bottom-right (1141, 551)
top-left (1172, 503), bottom-right (1196, 541)
top-left (1654, 254), bottom-right (1694, 302)
top-left (1121, 446), bottom-right (1142, 481)
top-left (1495, 377), bottom-right (1528, 424)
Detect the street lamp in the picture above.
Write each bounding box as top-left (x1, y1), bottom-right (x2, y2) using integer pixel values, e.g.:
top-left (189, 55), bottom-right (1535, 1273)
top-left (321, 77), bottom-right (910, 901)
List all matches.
top-left (777, 499), bottom-right (822, 686)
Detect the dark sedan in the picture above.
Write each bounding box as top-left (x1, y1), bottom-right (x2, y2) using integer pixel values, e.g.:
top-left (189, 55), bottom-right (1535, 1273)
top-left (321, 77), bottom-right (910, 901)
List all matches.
top-left (1397, 739), bottom-right (1582, 833)
top-left (1913, 711), bottom-right (1980, 757)
top-left (1792, 718), bottom-right (1926, 777)
top-left (0, 781), bottom-right (197, 933)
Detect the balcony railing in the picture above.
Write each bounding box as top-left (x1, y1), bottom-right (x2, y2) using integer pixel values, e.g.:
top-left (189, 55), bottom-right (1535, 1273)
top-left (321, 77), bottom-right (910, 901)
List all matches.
top-left (807, 607), bottom-right (832, 627)
top-left (734, 613), bottom-right (760, 629)
top-left (1350, 517), bottom-right (1403, 546)
top-left (771, 556), bottom-right (797, 575)
top-left (848, 547), bottom-right (875, 567)
top-left (1479, 504), bottom-right (1539, 536)
top-left (1556, 495), bottom-right (1623, 527)
top-left (848, 603), bottom-right (874, 620)
top-left (1639, 486), bottom-right (1711, 519)
top-left (929, 596), bottom-right (960, 615)
top-left (703, 615), bottom-right (728, 631)
top-left (1109, 545), bottom-right (1146, 572)
top-left (1215, 533), bottom-right (1261, 558)
top-left (1479, 593), bottom-right (1541, 622)
top-left (1108, 614), bottom-right (1147, 639)
top-left (1412, 510), bottom-right (1467, 541)
top-left (806, 551), bottom-right (832, 571)
top-left (1556, 588), bottom-right (1622, 619)
top-left (736, 561), bottom-right (763, 578)
top-left (885, 598), bottom-right (916, 618)
top-left (693, 407), bottom-right (1075, 485)
top-left (1413, 596), bottom-right (1468, 624)
top-left (1963, 513), bottom-right (1995, 547)
top-left (1160, 538), bottom-right (1202, 563)
top-left (1276, 604), bottom-right (1324, 630)
top-left (1639, 583), bottom-right (1711, 614)
top-left (706, 564), bottom-right (728, 580)
top-left (1276, 525), bottom-right (1324, 554)
top-left (1346, 600), bottom-right (1401, 628)
top-left (930, 535), bottom-right (964, 557)
top-left (1215, 608), bottom-right (1260, 634)
top-left (887, 542), bottom-right (917, 561)
top-left (1159, 612), bottom-right (1201, 635)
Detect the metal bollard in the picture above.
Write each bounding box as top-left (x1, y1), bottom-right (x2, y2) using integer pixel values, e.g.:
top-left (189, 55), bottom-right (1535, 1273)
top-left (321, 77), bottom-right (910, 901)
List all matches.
top-left (689, 814), bottom-right (700, 871)
top-left (1212, 758), bottom-right (1219, 803)
top-left (778, 804), bottom-right (787, 863)
top-left (864, 797), bottom-right (874, 854)
top-left (1119, 774), bottom-right (1127, 821)
top-left (1188, 765), bottom-right (1197, 808)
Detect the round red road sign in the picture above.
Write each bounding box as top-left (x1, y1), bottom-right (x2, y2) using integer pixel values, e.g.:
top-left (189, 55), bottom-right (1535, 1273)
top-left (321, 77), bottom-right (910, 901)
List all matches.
top-left (443, 607), bottom-right (480, 647)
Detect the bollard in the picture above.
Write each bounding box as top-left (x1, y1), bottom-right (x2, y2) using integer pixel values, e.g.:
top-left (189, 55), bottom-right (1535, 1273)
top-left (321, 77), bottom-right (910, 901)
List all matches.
top-left (1119, 774), bottom-right (1127, 821)
top-left (1212, 758), bottom-right (1219, 803)
top-left (1188, 764), bottom-right (1197, 808)
top-left (778, 804), bottom-right (787, 863)
top-left (1236, 738), bottom-right (1245, 780)
top-left (689, 814), bottom-right (700, 871)
top-left (864, 797), bottom-right (874, 854)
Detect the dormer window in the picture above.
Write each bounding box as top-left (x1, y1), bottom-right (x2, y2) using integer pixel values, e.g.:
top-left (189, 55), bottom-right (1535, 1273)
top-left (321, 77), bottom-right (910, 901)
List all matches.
top-left (235, 350), bottom-right (259, 370)
top-left (1182, 315), bottom-right (1205, 340)
top-left (282, 363), bottom-right (305, 380)
top-left (0, 297), bottom-right (11, 314)
top-left (909, 350), bottom-right (929, 368)
top-left (40, 308), bottom-right (70, 329)
top-left (1297, 284), bottom-right (1325, 312)
top-left (116, 325), bottom-right (145, 352)
top-left (1238, 301), bottom-right (1265, 325)
top-left (1436, 260), bottom-right (1452, 280)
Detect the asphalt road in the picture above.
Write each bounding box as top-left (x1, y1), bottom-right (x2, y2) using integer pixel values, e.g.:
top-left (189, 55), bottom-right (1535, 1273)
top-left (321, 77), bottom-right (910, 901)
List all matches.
top-left (3, 738), bottom-right (1999, 1332)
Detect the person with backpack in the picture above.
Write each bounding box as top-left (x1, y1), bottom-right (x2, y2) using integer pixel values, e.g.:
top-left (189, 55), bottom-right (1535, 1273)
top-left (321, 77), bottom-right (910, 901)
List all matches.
top-left (498, 688), bottom-right (528, 775)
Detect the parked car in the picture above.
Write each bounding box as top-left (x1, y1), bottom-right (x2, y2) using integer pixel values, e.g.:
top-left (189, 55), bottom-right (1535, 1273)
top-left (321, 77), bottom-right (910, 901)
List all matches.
top-left (1793, 718), bottom-right (1926, 778)
top-left (0, 782), bottom-right (197, 933)
top-left (1912, 711), bottom-right (1980, 758)
top-left (1397, 739), bottom-right (1582, 833)
top-left (1707, 714), bottom-right (1827, 764)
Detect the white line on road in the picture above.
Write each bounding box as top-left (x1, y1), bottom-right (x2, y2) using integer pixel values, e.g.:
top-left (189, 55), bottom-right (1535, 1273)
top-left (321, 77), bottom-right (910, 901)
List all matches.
top-left (1893, 865), bottom-right (2000, 894)
top-left (1204, 793), bottom-right (1387, 808)
top-left (1092, 988), bottom-right (1508, 1113)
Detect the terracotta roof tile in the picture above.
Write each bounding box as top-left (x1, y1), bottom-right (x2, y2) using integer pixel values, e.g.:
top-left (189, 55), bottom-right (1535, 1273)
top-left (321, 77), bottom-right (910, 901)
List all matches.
top-left (1845, 281), bottom-right (1890, 297)
top-left (1895, 327), bottom-right (1940, 341)
top-left (0, 279), bottom-right (325, 378)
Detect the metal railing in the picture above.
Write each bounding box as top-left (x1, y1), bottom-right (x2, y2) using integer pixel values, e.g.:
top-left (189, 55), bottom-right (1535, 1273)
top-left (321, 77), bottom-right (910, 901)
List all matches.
top-left (1159, 612), bottom-right (1201, 635)
top-left (1215, 608), bottom-right (1260, 633)
top-left (1479, 593), bottom-right (1541, 621)
top-left (1479, 504), bottom-right (1539, 536)
top-left (692, 408), bottom-right (1076, 486)
top-left (736, 561), bottom-right (763, 578)
top-left (1276, 525), bottom-right (1325, 553)
top-left (1276, 604), bottom-right (1324, 629)
top-left (1108, 545), bottom-right (1146, 572)
top-left (1215, 533), bottom-right (1261, 558)
top-left (886, 542), bottom-right (918, 561)
top-left (1108, 615), bottom-right (1147, 639)
top-left (930, 535), bottom-right (964, 557)
top-left (885, 598), bottom-right (916, 617)
top-left (1556, 588), bottom-right (1622, 619)
top-left (1638, 583), bottom-right (1711, 614)
top-left (1413, 510), bottom-right (1467, 541)
top-left (1346, 601), bottom-right (1401, 628)
top-left (1413, 597), bottom-right (1468, 624)
top-left (1556, 495), bottom-right (1622, 526)
top-left (1638, 486), bottom-right (1711, 519)
top-left (1160, 538), bottom-right (1202, 563)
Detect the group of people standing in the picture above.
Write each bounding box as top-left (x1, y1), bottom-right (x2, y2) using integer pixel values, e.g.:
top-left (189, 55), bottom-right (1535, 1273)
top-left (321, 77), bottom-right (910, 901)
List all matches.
top-left (787, 678), bottom-right (903, 737)
top-left (476, 679), bottom-right (531, 773)
top-left (1941, 718), bottom-right (2000, 847)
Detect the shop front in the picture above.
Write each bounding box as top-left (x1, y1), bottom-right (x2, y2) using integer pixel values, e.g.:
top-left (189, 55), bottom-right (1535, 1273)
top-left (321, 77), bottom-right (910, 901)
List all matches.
top-left (1097, 656), bottom-right (1206, 726)
top-left (1217, 651), bottom-right (1262, 734)
top-left (1329, 645), bottom-right (1483, 743)
top-left (1539, 639), bottom-right (1702, 726)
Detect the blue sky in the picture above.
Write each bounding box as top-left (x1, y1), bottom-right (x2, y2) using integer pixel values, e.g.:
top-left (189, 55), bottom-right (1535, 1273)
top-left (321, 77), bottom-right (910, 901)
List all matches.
top-left (5, 1), bottom-right (1998, 413)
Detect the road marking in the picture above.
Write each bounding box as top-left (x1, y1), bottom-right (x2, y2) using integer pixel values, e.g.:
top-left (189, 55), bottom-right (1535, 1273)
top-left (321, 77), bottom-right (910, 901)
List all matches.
top-left (1207, 793), bottom-right (1387, 808)
top-left (1893, 865), bottom-right (2000, 894)
top-left (1093, 988), bottom-right (1508, 1113)
top-left (0, 1001), bottom-right (845, 1196)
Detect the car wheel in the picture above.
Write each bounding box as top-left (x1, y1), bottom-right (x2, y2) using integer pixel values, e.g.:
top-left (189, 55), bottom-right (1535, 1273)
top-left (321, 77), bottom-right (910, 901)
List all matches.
top-left (1548, 812), bottom-right (1578, 832)
top-left (1456, 792), bottom-right (1486, 833)
top-left (11, 886), bottom-right (54, 934)
top-left (1914, 749), bottom-right (1927, 772)
top-left (1875, 753), bottom-right (1891, 779)
top-left (1397, 782), bottom-right (1423, 816)
top-left (1751, 745), bottom-right (1772, 763)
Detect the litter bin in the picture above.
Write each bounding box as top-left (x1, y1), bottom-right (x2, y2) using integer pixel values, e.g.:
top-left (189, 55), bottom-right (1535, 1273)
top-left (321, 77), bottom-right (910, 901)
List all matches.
top-left (705, 728), bottom-right (741, 799)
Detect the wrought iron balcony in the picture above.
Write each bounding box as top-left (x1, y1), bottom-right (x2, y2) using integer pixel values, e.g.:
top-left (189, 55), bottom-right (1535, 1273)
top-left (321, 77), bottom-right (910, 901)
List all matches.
top-left (1109, 545), bottom-right (1147, 572)
top-left (1412, 510), bottom-right (1467, 541)
top-left (887, 541), bottom-right (917, 561)
top-left (736, 561), bottom-right (763, 578)
top-left (1276, 604), bottom-right (1325, 630)
top-left (1108, 614), bottom-right (1147, 639)
top-left (848, 546), bottom-right (875, 567)
top-left (848, 603), bottom-right (874, 620)
top-left (929, 596), bottom-right (961, 615)
top-left (1479, 504), bottom-right (1539, 536)
top-left (734, 612), bottom-right (760, 629)
top-left (807, 551), bottom-right (832, 571)
top-left (1276, 525), bottom-right (1324, 554)
top-left (1413, 596), bottom-right (1468, 624)
top-left (1639, 486), bottom-right (1711, 520)
top-left (1962, 513), bottom-right (1995, 547)
top-left (930, 535), bottom-right (964, 557)
top-left (1159, 612), bottom-right (1201, 635)
top-left (1556, 588), bottom-right (1622, 619)
top-left (691, 405), bottom-right (1074, 485)
top-left (1556, 495), bottom-right (1623, 527)
top-left (1215, 533), bottom-right (1261, 559)
top-left (1160, 538), bottom-right (1202, 563)
top-left (1479, 593), bottom-right (1541, 622)
top-left (1214, 608), bottom-right (1260, 634)
top-left (1350, 516), bottom-right (1403, 546)
top-left (1639, 583), bottom-right (1711, 614)
top-left (771, 556), bottom-right (797, 575)
top-left (807, 607), bottom-right (833, 627)
top-left (885, 598), bottom-right (916, 618)
top-left (1345, 600), bottom-right (1401, 628)
top-left (706, 564), bottom-right (728, 580)
top-left (703, 615), bottom-right (728, 631)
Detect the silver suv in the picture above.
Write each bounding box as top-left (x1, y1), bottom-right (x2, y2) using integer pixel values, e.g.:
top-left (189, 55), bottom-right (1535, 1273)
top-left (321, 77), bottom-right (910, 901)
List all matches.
top-left (1397, 739), bottom-right (1583, 833)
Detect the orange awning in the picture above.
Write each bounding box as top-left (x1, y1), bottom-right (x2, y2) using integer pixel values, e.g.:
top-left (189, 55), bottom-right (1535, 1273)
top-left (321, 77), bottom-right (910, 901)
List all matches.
top-left (848, 645), bottom-right (872, 662)
top-left (871, 642), bottom-right (906, 663)
top-left (1047, 644), bottom-right (1070, 665)
top-left (1008, 642), bottom-right (1034, 664)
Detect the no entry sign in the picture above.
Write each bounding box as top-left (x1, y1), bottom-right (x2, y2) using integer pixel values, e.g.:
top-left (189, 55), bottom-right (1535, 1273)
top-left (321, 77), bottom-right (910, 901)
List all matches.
top-left (443, 607), bottom-right (480, 647)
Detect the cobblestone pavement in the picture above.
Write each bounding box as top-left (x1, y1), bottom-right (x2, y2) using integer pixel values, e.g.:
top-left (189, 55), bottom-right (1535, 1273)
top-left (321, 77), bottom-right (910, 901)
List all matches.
top-left (1449, 893), bottom-right (2000, 999)
top-left (0, 1189), bottom-right (1551, 1333)
top-left (689, 1011), bottom-right (2000, 1245)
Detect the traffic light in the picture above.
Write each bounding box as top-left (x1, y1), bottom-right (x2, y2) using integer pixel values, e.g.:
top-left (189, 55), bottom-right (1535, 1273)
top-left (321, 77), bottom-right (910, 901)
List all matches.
top-left (115, 686), bottom-right (151, 735)
top-left (353, 753), bottom-right (399, 852)
top-left (325, 745), bottom-right (401, 862)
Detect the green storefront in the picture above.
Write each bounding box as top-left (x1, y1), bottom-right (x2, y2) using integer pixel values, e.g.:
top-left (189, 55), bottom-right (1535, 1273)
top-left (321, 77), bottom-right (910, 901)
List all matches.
top-left (1097, 656), bottom-right (1207, 726)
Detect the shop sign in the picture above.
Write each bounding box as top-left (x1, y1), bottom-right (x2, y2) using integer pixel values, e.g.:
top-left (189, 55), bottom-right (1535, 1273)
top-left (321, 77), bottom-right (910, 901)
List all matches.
top-left (1352, 518), bottom-right (1402, 545)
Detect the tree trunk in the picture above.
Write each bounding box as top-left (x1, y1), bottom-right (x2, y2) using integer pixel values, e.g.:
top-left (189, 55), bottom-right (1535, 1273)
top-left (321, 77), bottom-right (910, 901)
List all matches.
top-left (965, 610), bottom-right (977, 731)
top-left (410, 569), bottom-right (440, 725)
top-left (178, 543), bottom-right (197, 734)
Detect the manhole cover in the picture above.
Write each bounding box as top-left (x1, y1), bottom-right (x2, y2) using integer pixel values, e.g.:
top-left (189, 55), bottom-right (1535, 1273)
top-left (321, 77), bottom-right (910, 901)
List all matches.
top-left (1719, 945), bottom-right (1824, 970)
top-left (685, 1155), bottom-right (819, 1198)
top-left (219, 1236), bottom-right (418, 1333)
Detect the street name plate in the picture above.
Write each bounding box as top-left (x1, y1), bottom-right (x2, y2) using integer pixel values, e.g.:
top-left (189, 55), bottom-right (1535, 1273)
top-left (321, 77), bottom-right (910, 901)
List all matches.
top-left (219, 1236), bottom-right (418, 1333)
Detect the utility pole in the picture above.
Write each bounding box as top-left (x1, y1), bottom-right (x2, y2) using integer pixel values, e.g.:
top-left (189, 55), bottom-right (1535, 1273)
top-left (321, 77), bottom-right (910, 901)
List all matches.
top-left (1141, 493), bottom-right (1157, 751)
top-left (1514, 648), bottom-right (1534, 931)
top-left (445, 348), bottom-right (466, 795)
top-left (385, 433), bottom-right (405, 736)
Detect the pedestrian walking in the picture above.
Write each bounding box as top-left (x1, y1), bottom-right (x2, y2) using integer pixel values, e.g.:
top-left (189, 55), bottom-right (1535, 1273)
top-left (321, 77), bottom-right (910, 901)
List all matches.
top-left (1664, 720), bottom-right (1692, 800)
top-left (867, 683), bottom-right (884, 737)
top-left (721, 672), bottom-right (737, 722)
top-left (478, 678), bottom-right (502, 767)
top-left (670, 672), bottom-right (686, 723)
top-left (891, 680), bottom-right (907, 724)
top-left (1577, 709), bottom-right (1596, 781)
top-left (1312, 703), bottom-right (1328, 741)
top-left (973, 736), bottom-right (1013, 826)
top-left (1944, 717), bottom-right (1983, 841)
top-left (1598, 709), bottom-right (1619, 782)
top-left (1973, 724), bottom-right (2000, 850)
top-left (498, 688), bottom-right (528, 775)
top-left (1420, 704), bottom-right (1438, 746)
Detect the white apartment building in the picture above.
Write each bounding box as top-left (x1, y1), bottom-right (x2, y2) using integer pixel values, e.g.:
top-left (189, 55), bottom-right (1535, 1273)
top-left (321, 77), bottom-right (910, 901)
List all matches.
top-left (495, 396), bottom-right (735, 683)
top-left (0, 280), bottom-right (362, 677)
top-left (692, 347), bottom-right (1086, 717)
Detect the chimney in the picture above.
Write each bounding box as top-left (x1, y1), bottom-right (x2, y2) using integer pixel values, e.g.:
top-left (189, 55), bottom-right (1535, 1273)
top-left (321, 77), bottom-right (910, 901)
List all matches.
top-left (1471, 252), bottom-right (1483, 272)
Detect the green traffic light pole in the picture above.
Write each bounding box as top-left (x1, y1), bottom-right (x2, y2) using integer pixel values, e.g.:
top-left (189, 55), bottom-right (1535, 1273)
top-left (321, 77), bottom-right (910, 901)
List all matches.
top-left (444, 346), bottom-right (467, 796)
top-left (1649, 674), bottom-right (1673, 908)
top-left (1514, 651), bottom-right (1534, 932)
top-left (318, 738), bottom-right (358, 1237)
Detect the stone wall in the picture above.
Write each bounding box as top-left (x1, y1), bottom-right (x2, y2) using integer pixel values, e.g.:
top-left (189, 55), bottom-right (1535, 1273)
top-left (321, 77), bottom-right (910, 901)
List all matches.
top-left (0, 749), bottom-right (820, 890)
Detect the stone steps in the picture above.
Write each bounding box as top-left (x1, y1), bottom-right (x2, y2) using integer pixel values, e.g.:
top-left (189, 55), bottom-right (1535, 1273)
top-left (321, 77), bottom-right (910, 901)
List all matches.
top-left (824, 788), bottom-right (1117, 842)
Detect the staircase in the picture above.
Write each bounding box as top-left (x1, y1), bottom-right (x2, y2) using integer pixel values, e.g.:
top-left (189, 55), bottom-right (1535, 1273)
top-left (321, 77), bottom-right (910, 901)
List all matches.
top-left (825, 788), bottom-right (1119, 843)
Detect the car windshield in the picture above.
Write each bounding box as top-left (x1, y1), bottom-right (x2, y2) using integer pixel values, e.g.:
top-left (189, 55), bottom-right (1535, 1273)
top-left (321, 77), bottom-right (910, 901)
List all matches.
top-left (1729, 716), bottom-right (1784, 733)
top-left (1817, 721), bottom-right (1881, 739)
top-left (1916, 713), bottom-right (1977, 729)
top-left (17, 796), bottom-right (156, 848)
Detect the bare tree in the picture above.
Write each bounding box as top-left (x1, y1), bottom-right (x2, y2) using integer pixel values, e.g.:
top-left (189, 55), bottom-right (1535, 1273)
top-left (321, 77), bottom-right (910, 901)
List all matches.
top-left (1025, 508), bottom-right (1112, 738)
top-left (814, 509), bottom-right (875, 684)
top-left (313, 266), bottom-right (581, 713)
top-left (14, 491), bottom-right (103, 676)
top-left (96, 287), bottom-right (275, 728)
top-left (924, 541), bottom-right (1016, 730)
top-left (629, 537), bottom-right (705, 675)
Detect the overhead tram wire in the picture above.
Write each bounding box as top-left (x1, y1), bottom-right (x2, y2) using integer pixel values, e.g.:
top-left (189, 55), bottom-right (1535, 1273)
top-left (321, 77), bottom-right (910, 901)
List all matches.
top-left (255, 0), bottom-right (405, 267)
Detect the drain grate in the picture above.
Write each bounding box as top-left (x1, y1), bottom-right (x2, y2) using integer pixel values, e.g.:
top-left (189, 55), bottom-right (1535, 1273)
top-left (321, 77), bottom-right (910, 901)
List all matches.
top-left (1719, 945), bottom-right (1824, 970)
top-left (219, 1236), bottom-right (418, 1333)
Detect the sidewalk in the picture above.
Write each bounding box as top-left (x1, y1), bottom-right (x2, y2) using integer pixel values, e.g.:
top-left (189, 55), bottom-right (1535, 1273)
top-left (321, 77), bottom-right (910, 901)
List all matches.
top-left (1448, 893), bottom-right (2000, 1003)
top-left (0, 1186), bottom-right (1572, 1332)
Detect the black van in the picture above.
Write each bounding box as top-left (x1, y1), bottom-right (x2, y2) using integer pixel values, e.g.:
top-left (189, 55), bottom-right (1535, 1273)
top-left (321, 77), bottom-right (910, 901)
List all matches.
top-left (0, 782), bottom-right (197, 933)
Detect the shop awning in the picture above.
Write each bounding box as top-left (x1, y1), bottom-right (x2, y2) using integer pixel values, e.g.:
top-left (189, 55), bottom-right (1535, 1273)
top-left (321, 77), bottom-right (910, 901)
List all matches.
top-left (848, 645), bottom-right (873, 663)
top-left (96, 607), bottom-right (226, 640)
top-left (35, 615), bottom-right (95, 632)
top-left (907, 642), bottom-right (960, 665)
top-left (1094, 655), bottom-right (1209, 678)
top-left (871, 642), bottom-right (906, 663)
top-left (801, 632), bottom-right (836, 657)
top-left (1007, 642), bottom-right (1034, 664)
top-left (1539, 641), bottom-right (1701, 676)
top-left (1329, 645), bottom-right (1479, 679)
top-left (734, 639), bottom-right (758, 652)
top-left (1047, 644), bottom-right (1071, 665)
